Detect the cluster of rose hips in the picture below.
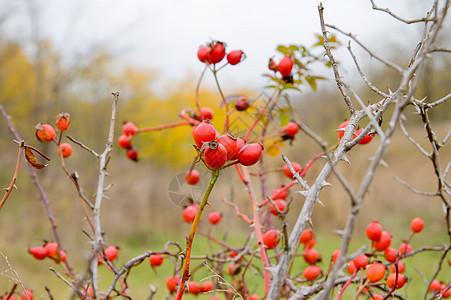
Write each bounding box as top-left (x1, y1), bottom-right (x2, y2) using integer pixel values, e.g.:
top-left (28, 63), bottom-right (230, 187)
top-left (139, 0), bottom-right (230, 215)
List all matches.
top-left (197, 40), bottom-right (245, 66)
top-left (165, 276), bottom-right (216, 297)
top-left (337, 119), bottom-right (374, 145)
top-left (117, 121), bottom-right (139, 161)
top-left (1, 289), bottom-right (34, 300)
top-left (35, 113), bottom-right (73, 158)
top-left (28, 241), bottom-right (67, 263)
top-left (193, 119), bottom-right (263, 170)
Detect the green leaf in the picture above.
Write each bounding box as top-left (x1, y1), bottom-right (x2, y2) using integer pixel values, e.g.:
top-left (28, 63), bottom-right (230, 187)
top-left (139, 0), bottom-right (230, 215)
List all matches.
top-left (277, 45), bottom-right (290, 55)
top-left (279, 113), bottom-right (290, 127)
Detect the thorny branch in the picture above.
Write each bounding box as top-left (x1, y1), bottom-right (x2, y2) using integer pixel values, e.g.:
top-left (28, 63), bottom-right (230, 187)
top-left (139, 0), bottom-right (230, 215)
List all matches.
top-left (267, 1), bottom-right (451, 298)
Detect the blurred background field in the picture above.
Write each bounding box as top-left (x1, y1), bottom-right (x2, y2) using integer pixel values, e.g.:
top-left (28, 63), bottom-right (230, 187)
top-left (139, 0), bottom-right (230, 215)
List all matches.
top-left (0, 0), bottom-right (450, 298)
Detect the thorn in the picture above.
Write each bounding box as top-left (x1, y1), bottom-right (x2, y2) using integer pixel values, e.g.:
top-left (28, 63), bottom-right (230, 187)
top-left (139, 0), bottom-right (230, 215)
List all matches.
top-left (340, 154), bottom-right (351, 165)
top-left (296, 191), bottom-right (309, 197)
top-left (316, 199), bottom-right (325, 207)
top-left (321, 181), bottom-right (332, 187)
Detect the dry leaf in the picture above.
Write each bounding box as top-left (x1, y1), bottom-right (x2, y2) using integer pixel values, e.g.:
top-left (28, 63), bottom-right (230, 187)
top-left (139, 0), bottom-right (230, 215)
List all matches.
top-left (24, 146), bottom-right (46, 169)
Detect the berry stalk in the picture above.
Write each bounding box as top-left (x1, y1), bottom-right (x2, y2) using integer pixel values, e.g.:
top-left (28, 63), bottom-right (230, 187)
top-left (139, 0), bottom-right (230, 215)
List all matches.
top-left (175, 169), bottom-right (220, 300)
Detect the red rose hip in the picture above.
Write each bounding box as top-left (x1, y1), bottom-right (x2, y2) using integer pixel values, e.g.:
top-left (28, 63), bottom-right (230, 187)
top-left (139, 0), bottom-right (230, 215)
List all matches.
top-left (237, 143), bottom-right (263, 166)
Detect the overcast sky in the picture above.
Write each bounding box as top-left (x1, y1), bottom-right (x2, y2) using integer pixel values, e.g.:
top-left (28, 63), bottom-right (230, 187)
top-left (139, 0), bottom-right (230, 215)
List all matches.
top-left (1, 0), bottom-right (441, 94)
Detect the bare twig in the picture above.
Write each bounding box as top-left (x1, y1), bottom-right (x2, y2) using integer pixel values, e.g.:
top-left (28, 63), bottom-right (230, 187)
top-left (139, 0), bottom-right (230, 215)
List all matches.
top-left (91, 92), bottom-right (119, 297)
top-left (318, 3), bottom-right (355, 114)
